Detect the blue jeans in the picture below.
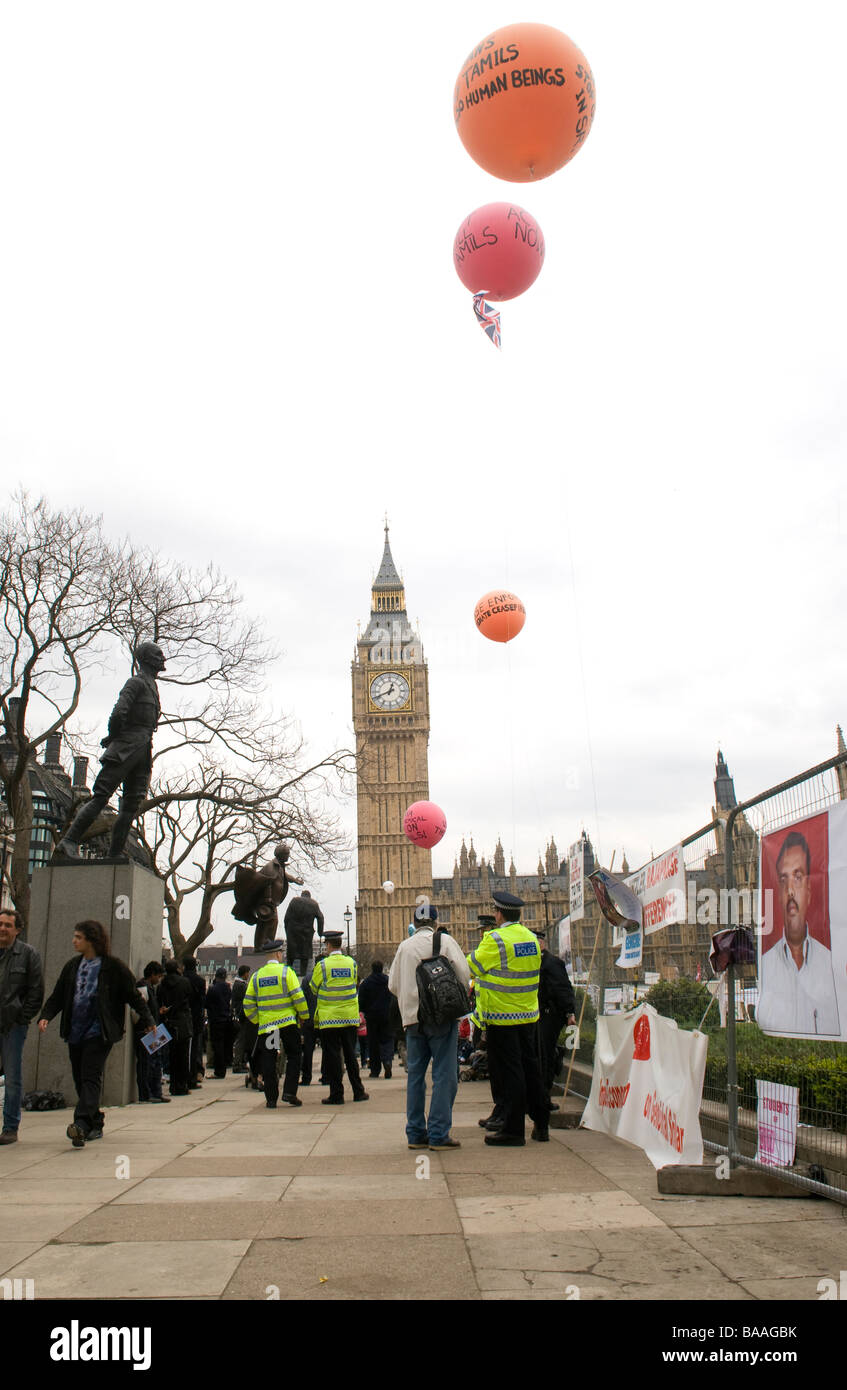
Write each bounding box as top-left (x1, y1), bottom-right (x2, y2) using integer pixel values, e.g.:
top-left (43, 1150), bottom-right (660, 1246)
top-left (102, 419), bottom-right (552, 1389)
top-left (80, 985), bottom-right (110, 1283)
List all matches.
top-left (405, 1022), bottom-right (459, 1146)
top-left (1, 1023), bottom-right (27, 1133)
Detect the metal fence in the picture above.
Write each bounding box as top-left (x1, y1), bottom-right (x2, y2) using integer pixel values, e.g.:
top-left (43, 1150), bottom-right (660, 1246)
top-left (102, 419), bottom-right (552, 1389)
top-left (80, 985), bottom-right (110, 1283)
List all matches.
top-left (564, 753), bottom-right (847, 1205)
top-left (718, 752), bottom-right (847, 1203)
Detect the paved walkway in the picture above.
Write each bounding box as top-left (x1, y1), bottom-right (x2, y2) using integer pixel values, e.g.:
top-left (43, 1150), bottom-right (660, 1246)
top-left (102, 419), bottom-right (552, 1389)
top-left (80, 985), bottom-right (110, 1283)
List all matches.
top-left (1, 1073), bottom-right (844, 1301)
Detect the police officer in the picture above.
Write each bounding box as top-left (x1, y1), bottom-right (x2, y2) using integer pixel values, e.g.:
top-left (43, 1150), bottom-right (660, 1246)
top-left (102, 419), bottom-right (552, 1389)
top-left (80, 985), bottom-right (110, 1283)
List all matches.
top-left (242, 940), bottom-right (309, 1109)
top-left (310, 931), bottom-right (368, 1105)
top-left (467, 891), bottom-right (549, 1146)
top-left (532, 925), bottom-right (577, 1100)
top-left (56, 641), bottom-right (165, 859)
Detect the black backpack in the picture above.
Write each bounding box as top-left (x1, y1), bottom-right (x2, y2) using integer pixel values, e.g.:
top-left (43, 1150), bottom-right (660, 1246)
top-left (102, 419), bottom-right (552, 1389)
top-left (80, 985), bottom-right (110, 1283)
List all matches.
top-left (416, 931), bottom-right (471, 1028)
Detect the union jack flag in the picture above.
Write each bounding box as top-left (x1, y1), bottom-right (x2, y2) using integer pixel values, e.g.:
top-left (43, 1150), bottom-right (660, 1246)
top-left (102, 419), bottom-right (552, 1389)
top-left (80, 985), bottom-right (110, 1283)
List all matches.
top-left (473, 292), bottom-right (501, 349)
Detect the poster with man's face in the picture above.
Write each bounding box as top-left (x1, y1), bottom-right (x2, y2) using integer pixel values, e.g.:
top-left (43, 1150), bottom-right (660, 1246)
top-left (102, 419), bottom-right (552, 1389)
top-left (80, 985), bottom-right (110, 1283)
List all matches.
top-left (757, 807), bottom-right (846, 1039)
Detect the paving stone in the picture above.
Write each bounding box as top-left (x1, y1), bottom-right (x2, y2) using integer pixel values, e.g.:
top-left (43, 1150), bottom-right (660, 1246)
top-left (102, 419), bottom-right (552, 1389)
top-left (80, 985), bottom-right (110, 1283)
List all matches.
top-left (676, 1221), bottom-right (847, 1280)
top-left (446, 1172), bottom-right (617, 1199)
top-left (4, 1154), bottom-right (168, 1182)
top-left (54, 1203), bottom-right (279, 1243)
top-left (113, 1175), bottom-right (292, 1203)
top-left (0, 1205), bottom-right (102, 1242)
top-left (643, 1195), bottom-right (845, 1226)
top-left (0, 1178), bottom-right (144, 1204)
top-left (256, 1198), bottom-right (461, 1238)
top-left (740, 1275), bottom-right (838, 1300)
top-left (153, 1157), bottom-right (308, 1178)
top-left (220, 1236), bottom-right (480, 1301)
top-left (0, 1241), bottom-right (49, 1276)
top-left (456, 1190), bottom-right (666, 1236)
top-left (283, 1174), bottom-right (449, 1202)
top-left (3, 1239), bottom-right (250, 1298)
top-left (467, 1234), bottom-right (600, 1273)
top-left (189, 1135), bottom-right (319, 1157)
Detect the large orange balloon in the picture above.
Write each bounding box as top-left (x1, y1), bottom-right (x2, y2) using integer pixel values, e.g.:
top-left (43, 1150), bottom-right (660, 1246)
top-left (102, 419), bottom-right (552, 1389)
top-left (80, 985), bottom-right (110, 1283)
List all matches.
top-left (454, 23), bottom-right (596, 182)
top-left (474, 590), bottom-right (526, 643)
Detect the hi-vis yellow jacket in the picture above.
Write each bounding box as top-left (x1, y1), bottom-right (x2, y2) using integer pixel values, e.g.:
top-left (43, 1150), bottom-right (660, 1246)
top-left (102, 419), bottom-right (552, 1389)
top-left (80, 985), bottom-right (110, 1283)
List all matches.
top-left (309, 952), bottom-right (359, 1028)
top-left (467, 923), bottom-right (540, 1026)
top-left (243, 961), bottom-right (309, 1034)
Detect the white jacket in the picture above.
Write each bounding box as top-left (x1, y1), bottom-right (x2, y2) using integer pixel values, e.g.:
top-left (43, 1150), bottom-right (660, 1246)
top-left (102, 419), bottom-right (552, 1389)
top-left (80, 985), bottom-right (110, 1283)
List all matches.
top-left (388, 926), bottom-right (472, 1027)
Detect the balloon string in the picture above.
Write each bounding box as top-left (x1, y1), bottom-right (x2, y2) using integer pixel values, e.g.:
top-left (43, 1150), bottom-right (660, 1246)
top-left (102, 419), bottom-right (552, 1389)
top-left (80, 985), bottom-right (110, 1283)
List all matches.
top-left (504, 543), bottom-right (517, 867)
top-left (564, 512), bottom-right (601, 865)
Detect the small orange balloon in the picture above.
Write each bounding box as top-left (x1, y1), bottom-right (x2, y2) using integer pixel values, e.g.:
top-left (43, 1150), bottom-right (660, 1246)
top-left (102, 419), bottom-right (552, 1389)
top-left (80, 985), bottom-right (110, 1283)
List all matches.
top-left (474, 590), bottom-right (526, 643)
top-left (454, 23), bottom-right (596, 182)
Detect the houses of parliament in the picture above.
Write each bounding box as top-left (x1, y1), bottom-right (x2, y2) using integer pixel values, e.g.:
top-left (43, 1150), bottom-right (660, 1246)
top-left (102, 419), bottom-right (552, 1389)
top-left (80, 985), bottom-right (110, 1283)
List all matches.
top-left (351, 528), bottom-right (843, 981)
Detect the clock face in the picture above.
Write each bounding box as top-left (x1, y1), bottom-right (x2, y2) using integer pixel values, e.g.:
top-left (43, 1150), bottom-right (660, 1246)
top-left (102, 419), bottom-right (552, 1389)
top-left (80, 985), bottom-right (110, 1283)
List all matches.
top-left (370, 671), bottom-right (411, 711)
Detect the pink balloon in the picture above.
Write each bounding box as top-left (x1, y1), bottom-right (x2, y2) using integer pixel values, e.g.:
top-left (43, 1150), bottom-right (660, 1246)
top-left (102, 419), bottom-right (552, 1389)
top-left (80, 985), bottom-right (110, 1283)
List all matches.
top-left (453, 202), bottom-right (545, 301)
top-left (403, 800), bottom-right (447, 850)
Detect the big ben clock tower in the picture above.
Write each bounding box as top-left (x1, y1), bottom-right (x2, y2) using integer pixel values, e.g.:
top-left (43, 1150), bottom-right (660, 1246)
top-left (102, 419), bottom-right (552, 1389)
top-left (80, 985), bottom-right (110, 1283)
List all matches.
top-left (353, 525), bottom-right (432, 954)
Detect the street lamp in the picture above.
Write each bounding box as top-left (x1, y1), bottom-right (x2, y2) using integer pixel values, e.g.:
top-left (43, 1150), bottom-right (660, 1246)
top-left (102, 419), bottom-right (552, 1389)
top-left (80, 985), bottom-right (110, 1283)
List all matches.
top-left (539, 877), bottom-right (551, 930)
top-left (343, 904), bottom-right (352, 953)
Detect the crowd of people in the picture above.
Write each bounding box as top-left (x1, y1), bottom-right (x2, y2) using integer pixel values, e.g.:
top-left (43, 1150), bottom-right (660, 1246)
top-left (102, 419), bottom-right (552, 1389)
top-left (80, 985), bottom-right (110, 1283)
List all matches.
top-left (0, 889), bottom-right (576, 1152)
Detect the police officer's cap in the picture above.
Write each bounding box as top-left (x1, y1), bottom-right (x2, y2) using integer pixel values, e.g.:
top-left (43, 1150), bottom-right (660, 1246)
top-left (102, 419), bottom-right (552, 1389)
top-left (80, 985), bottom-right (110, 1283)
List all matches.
top-left (257, 939), bottom-right (286, 953)
top-left (492, 890), bottom-right (524, 909)
top-left (323, 930), bottom-right (344, 943)
top-left (530, 926), bottom-right (546, 938)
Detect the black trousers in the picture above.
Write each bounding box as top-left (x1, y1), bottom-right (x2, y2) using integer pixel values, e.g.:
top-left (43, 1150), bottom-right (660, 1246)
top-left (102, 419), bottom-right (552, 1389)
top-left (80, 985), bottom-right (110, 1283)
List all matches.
top-left (321, 1026), bottom-right (365, 1101)
top-left (538, 1009), bottom-right (567, 1091)
top-left (485, 1023), bottom-right (549, 1138)
top-left (68, 1037), bottom-right (112, 1135)
top-left (135, 1039), bottom-right (163, 1100)
top-left (365, 1013), bottom-right (393, 1075)
top-left (209, 1021), bottom-right (232, 1076)
top-left (237, 1019), bottom-right (258, 1071)
top-left (300, 1023), bottom-right (316, 1082)
top-left (189, 1023), bottom-right (205, 1080)
top-left (251, 1027), bottom-right (302, 1105)
top-left (168, 1037), bottom-right (192, 1094)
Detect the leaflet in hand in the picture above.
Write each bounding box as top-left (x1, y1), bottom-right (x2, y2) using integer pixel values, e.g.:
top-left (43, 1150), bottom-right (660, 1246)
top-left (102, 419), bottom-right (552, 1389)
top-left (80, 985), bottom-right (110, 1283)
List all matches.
top-left (141, 1024), bottom-right (171, 1055)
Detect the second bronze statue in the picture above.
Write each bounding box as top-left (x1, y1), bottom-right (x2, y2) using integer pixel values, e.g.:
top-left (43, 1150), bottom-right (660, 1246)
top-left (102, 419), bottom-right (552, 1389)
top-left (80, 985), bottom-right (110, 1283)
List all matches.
top-left (231, 843), bottom-right (303, 952)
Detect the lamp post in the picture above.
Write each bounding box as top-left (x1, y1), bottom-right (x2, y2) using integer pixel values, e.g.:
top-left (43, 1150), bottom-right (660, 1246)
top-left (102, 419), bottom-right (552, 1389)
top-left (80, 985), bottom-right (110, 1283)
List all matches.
top-left (343, 904), bottom-right (352, 953)
top-left (539, 878), bottom-right (551, 930)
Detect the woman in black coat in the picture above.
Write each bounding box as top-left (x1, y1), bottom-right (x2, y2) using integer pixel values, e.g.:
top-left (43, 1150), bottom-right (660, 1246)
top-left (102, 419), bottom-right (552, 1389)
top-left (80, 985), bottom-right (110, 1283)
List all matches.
top-left (38, 919), bottom-right (155, 1145)
top-left (157, 960), bottom-right (194, 1095)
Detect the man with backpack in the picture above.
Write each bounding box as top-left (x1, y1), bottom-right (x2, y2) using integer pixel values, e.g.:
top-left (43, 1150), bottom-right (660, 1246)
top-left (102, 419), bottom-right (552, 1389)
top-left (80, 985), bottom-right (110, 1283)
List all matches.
top-left (387, 902), bottom-right (471, 1152)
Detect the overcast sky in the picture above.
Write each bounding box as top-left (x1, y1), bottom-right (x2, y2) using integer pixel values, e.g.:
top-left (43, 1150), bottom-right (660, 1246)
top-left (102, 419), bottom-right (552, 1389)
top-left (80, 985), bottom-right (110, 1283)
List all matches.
top-left (2, 2), bottom-right (845, 943)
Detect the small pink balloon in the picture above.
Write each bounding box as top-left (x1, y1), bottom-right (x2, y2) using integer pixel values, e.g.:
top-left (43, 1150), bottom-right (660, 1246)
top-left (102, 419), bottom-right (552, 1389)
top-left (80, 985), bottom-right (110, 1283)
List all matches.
top-left (453, 202), bottom-right (545, 301)
top-left (403, 800), bottom-right (447, 850)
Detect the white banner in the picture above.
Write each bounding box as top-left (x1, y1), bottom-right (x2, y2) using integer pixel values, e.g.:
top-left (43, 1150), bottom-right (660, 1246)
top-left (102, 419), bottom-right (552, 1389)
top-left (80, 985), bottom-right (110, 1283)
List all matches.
top-left (757, 802), bottom-right (847, 1041)
top-left (582, 1004), bottom-right (708, 1169)
top-left (614, 844), bottom-right (686, 944)
top-left (555, 915), bottom-right (571, 968)
top-left (568, 840), bottom-right (584, 922)
top-left (755, 1080), bottom-right (799, 1168)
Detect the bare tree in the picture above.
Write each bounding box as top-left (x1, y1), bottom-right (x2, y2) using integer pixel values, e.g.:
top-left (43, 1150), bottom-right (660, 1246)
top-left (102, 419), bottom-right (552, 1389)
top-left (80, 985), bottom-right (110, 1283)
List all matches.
top-left (1, 491), bottom-right (354, 936)
top-left (138, 734), bottom-right (353, 957)
top-left (0, 492), bottom-right (120, 924)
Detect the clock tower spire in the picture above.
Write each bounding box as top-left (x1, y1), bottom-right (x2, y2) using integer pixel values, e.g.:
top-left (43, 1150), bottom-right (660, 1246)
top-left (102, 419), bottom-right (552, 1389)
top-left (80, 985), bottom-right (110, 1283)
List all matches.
top-left (353, 524), bottom-right (432, 956)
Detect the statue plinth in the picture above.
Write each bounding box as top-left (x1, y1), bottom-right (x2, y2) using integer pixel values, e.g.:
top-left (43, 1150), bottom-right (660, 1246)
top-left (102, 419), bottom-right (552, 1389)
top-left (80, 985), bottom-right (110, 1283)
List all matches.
top-left (23, 860), bottom-right (165, 1107)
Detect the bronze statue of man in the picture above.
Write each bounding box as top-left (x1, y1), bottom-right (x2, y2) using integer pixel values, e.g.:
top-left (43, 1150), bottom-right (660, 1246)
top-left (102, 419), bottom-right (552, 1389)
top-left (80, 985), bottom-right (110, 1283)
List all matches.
top-left (231, 842), bottom-right (304, 951)
top-left (55, 641), bottom-right (165, 861)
